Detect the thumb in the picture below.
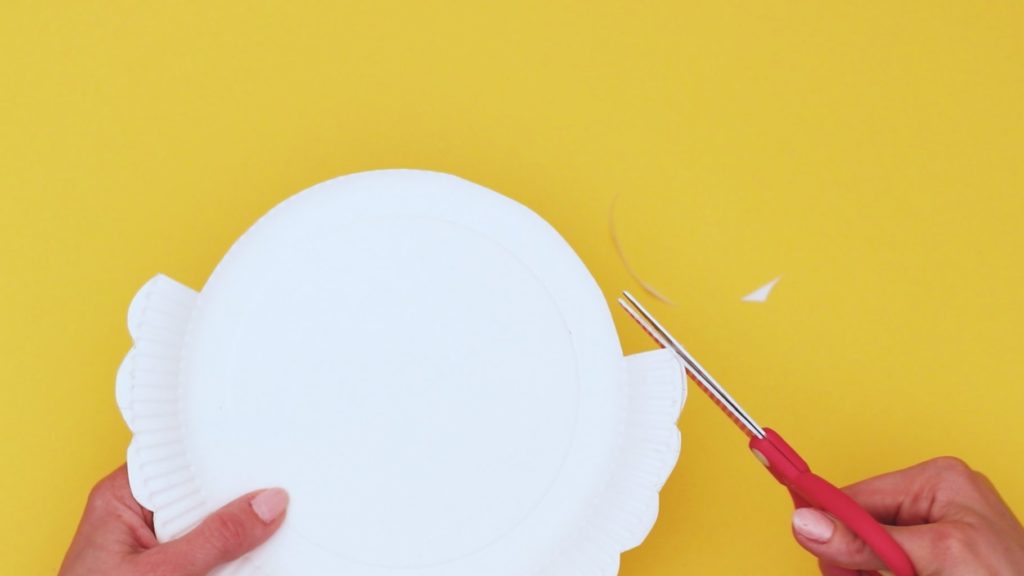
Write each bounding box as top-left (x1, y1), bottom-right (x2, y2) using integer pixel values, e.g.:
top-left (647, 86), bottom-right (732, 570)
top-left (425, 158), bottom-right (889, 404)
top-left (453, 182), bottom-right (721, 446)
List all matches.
top-left (145, 488), bottom-right (289, 576)
top-left (792, 507), bottom-right (949, 575)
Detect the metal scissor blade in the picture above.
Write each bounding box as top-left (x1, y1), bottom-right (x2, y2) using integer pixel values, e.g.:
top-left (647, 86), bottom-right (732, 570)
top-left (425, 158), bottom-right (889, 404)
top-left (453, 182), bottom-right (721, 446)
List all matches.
top-left (619, 291), bottom-right (765, 439)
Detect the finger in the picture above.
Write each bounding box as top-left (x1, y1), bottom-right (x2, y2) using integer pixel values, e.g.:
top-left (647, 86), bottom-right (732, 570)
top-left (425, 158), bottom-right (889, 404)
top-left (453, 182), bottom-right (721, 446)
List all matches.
top-left (792, 507), bottom-right (954, 575)
top-left (839, 457), bottom-right (999, 524)
top-left (793, 508), bottom-right (886, 571)
top-left (144, 488), bottom-right (289, 576)
top-left (81, 465), bottom-right (158, 550)
top-left (841, 457), bottom-right (989, 525)
top-left (84, 466), bottom-right (138, 520)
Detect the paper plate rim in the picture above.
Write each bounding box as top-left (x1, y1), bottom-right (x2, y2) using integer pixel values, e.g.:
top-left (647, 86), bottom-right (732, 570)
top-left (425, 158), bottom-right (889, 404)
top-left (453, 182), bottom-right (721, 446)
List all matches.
top-left (116, 170), bottom-right (686, 576)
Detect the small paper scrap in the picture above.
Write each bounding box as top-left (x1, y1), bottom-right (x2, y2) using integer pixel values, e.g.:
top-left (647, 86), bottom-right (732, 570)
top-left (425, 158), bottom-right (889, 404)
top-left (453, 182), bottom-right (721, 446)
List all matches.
top-left (609, 194), bottom-right (673, 305)
top-left (742, 276), bottom-right (781, 303)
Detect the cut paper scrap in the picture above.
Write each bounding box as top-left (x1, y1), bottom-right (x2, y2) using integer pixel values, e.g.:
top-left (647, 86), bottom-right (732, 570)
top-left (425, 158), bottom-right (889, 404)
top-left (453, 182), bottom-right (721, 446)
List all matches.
top-left (609, 194), bottom-right (674, 305)
top-left (742, 276), bottom-right (782, 303)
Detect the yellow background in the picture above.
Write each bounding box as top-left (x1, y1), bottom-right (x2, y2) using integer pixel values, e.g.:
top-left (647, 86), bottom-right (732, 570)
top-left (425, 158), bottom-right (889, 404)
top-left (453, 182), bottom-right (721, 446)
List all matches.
top-left (1, 2), bottom-right (1021, 574)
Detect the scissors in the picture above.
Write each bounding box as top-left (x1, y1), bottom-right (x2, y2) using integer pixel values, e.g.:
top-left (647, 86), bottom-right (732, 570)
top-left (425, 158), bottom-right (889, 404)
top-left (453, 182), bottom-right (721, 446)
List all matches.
top-left (618, 291), bottom-right (916, 576)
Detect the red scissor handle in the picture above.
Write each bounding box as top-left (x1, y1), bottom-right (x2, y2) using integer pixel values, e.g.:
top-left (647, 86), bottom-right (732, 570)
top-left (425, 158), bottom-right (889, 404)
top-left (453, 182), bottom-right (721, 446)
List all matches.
top-left (749, 428), bottom-right (916, 576)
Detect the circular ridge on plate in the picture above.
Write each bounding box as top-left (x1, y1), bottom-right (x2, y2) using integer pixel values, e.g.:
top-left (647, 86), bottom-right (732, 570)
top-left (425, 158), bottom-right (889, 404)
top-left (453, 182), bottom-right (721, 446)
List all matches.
top-left (119, 169), bottom-right (685, 576)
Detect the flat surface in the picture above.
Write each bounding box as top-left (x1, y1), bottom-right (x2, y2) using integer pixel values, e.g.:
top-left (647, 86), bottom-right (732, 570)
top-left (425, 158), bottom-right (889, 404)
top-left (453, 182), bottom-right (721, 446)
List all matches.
top-left (1, 2), bottom-right (1021, 574)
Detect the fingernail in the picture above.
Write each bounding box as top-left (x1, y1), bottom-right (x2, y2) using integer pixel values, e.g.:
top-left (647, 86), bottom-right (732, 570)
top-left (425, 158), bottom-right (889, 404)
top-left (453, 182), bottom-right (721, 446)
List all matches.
top-left (251, 488), bottom-right (289, 524)
top-left (792, 508), bottom-right (835, 543)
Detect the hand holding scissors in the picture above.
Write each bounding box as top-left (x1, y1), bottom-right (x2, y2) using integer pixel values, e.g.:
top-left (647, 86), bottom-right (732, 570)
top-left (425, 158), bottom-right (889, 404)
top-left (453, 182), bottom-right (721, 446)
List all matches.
top-left (619, 291), bottom-right (916, 576)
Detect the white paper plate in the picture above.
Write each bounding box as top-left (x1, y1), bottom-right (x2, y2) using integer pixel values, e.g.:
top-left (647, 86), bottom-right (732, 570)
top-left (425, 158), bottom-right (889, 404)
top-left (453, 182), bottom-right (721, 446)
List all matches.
top-left (116, 169), bottom-right (685, 576)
